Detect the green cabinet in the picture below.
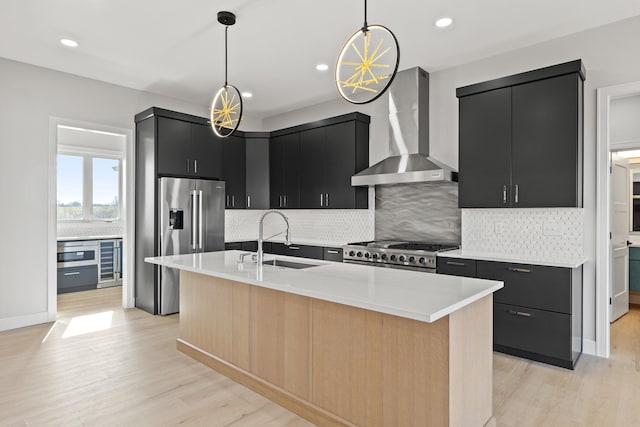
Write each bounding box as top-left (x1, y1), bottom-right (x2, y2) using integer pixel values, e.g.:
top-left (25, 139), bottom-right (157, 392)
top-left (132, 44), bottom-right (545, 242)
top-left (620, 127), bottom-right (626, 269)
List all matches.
top-left (629, 247), bottom-right (640, 292)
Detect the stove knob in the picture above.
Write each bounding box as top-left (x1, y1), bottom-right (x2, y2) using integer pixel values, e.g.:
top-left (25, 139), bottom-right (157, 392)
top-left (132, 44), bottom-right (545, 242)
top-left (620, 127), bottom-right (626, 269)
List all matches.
top-left (364, 252), bottom-right (370, 258)
top-left (419, 257), bottom-right (427, 264)
top-left (348, 251), bottom-right (356, 257)
top-left (356, 251), bottom-right (363, 257)
top-left (372, 253), bottom-right (379, 259)
top-left (381, 254), bottom-right (388, 260)
top-left (398, 255), bottom-right (406, 262)
top-left (409, 256), bottom-right (415, 263)
top-left (390, 255), bottom-right (396, 261)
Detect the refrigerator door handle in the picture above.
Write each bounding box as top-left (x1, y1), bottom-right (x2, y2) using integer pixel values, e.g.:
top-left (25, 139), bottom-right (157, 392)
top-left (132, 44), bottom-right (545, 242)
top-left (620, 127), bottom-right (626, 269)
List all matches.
top-left (198, 190), bottom-right (203, 250)
top-left (191, 190), bottom-right (198, 250)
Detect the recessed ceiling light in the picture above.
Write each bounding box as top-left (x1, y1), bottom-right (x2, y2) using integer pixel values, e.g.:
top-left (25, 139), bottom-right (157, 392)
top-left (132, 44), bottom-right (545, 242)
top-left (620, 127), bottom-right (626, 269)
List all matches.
top-left (316, 64), bottom-right (329, 71)
top-left (60, 38), bottom-right (79, 47)
top-left (435, 17), bottom-right (453, 28)
top-left (241, 92), bottom-right (253, 98)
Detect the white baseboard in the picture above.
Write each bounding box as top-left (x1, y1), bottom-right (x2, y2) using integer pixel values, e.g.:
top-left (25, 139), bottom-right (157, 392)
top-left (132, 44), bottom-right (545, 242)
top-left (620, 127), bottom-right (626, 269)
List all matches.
top-left (0, 311), bottom-right (53, 332)
top-left (583, 338), bottom-right (597, 356)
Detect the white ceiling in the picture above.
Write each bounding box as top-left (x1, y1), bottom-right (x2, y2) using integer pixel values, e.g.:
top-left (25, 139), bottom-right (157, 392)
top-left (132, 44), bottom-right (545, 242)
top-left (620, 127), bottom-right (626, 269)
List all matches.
top-left (3, 0), bottom-right (640, 121)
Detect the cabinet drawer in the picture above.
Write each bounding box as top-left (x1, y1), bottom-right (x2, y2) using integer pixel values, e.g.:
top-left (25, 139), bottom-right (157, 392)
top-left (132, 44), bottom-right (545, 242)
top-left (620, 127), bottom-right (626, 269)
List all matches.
top-left (225, 242), bottom-right (243, 250)
top-left (57, 265), bottom-right (98, 293)
top-left (477, 261), bottom-right (571, 314)
top-left (323, 247), bottom-right (343, 262)
top-left (630, 247), bottom-right (640, 261)
top-left (436, 257), bottom-right (477, 277)
top-left (494, 302), bottom-right (571, 362)
top-left (241, 241), bottom-right (258, 252)
top-left (270, 243), bottom-right (323, 260)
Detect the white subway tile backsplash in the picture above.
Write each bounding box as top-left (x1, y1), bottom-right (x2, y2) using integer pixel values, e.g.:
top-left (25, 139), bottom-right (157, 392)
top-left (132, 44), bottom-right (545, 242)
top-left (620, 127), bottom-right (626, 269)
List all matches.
top-left (461, 208), bottom-right (584, 263)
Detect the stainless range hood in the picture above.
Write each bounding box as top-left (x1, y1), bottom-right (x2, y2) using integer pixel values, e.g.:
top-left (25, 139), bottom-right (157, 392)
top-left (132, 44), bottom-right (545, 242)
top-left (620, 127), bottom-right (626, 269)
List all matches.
top-left (351, 67), bottom-right (458, 186)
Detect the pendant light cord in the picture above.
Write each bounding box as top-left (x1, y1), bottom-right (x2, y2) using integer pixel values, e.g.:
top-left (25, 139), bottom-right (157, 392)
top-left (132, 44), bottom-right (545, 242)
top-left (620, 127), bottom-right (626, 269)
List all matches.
top-left (362, 0), bottom-right (368, 32)
top-left (224, 26), bottom-right (229, 86)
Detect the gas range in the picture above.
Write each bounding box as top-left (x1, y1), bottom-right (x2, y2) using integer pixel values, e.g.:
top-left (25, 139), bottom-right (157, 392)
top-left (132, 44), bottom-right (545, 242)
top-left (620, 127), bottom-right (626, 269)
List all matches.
top-left (342, 241), bottom-right (459, 272)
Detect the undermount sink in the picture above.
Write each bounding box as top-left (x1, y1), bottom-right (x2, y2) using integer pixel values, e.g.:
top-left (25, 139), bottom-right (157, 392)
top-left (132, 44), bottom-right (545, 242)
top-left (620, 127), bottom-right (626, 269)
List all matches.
top-left (270, 259), bottom-right (320, 270)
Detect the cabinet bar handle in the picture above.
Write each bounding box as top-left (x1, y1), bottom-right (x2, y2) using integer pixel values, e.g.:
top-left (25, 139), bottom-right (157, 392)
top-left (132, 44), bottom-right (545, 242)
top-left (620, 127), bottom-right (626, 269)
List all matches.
top-left (446, 261), bottom-right (466, 266)
top-left (515, 184), bottom-right (519, 204)
top-left (247, 196), bottom-right (251, 208)
top-left (64, 272), bottom-right (81, 276)
top-left (187, 159), bottom-right (190, 173)
top-left (507, 309), bottom-right (532, 317)
top-left (289, 246), bottom-right (300, 250)
top-left (326, 193), bottom-right (329, 207)
top-left (503, 185), bottom-right (507, 204)
top-left (226, 195), bottom-right (230, 207)
top-left (284, 195), bottom-right (288, 207)
top-left (320, 194), bottom-right (324, 207)
top-left (507, 267), bottom-right (531, 273)
top-left (232, 195), bottom-right (235, 207)
top-left (327, 250), bottom-right (340, 254)
top-left (279, 195), bottom-right (283, 208)
top-left (194, 159), bottom-right (198, 174)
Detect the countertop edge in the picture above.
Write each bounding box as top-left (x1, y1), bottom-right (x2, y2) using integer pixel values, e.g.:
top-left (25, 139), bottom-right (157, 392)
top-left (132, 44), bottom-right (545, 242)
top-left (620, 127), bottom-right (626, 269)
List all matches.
top-left (438, 249), bottom-right (587, 269)
top-left (145, 252), bottom-right (503, 323)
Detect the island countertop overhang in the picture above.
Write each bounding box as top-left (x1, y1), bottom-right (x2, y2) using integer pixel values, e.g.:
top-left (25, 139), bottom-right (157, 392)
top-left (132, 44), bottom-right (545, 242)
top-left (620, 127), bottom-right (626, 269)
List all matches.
top-left (145, 250), bottom-right (503, 323)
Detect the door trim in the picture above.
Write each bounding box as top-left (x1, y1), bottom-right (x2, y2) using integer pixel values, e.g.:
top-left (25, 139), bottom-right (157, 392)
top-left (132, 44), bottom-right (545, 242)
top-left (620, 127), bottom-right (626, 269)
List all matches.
top-left (48, 117), bottom-right (135, 320)
top-left (596, 81), bottom-right (640, 358)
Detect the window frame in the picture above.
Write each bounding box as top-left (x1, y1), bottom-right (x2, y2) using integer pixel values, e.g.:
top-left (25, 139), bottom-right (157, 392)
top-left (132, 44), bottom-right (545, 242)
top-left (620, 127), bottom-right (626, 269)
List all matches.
top-left (57, 145), bottom-right (123, 223)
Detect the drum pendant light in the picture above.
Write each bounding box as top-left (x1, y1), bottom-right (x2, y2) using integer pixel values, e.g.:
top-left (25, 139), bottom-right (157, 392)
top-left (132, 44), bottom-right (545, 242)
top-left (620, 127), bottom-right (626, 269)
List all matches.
top-left (210, 11), bottom-right (243, 138)
top-left (336, 0), bottom-right (400, 104)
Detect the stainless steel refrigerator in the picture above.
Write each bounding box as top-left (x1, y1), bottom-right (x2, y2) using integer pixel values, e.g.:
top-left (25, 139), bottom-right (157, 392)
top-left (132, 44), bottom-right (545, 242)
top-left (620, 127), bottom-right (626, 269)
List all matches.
top-left (136, 177), bottom-right (225, 315)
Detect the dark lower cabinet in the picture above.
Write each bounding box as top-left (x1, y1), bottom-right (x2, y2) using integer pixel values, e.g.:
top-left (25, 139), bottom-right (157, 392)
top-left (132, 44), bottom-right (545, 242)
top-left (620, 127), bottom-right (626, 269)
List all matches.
top-left (269, 243), bottom-right (323, 260)
top-left (436, 257), bottom-right (477, 277)
top-left (225, 241), bottom-right (340, 262)
top-left (57, 265), bottom-right (98, 294)
top-left (438, 256), bottom-right (583, 369)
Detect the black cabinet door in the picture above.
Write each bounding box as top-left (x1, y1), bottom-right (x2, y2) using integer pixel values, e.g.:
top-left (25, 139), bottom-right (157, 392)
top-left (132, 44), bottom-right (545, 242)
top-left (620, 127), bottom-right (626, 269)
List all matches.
top-left (245, 139), bottom-right (270, 209)
top-left (299, 127), bottom-right (326, 208)
top-left (270, 133), bottom-right (299, 208)
top-left (324, 121), bottom-right (358, 208)
top-left (157, 117), bottom-right (191, 177)
top-left (458, 87), bottom-right (512, 208)
top-left (221, 136), bottom-right (246, 209)
top-left (511, 74), bottom-right (580, 207)
top-left (436, 257), bottom-right (477, 277)
top-left (190, 123), bottom-right (221, 179)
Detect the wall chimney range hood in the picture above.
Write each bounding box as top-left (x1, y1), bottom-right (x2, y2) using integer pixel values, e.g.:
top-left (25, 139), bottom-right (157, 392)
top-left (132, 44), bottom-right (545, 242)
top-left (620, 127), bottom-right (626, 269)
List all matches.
top-left (351, 67), bottom-right (458, 186)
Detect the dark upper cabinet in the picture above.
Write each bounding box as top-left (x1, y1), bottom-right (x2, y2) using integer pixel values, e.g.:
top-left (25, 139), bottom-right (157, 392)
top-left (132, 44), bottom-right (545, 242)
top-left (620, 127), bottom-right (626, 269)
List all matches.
top-left (511, 74), bottom-right (582, 207)
top-left (458, 87), bottom-right (512, 208)
top-left (221, 136), bottom-right (246, 209)
top-left (156, 116), bottom-right (222, 179)
top-left (245, 137), bottom-right (270, 209)
top-left (191, 123), bottom-right (222, 179)
top-left (270, 133), bottom-right (300, 209)
top-left (299, 118), bottom-right (369, 209)
top-left (457, 60), bottom-right (584, 208)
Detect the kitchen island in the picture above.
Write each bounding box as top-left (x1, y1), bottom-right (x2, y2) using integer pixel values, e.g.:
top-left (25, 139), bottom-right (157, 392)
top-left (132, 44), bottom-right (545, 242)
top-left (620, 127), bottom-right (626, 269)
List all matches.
top-left (146, 251), bottom-right (503, 427)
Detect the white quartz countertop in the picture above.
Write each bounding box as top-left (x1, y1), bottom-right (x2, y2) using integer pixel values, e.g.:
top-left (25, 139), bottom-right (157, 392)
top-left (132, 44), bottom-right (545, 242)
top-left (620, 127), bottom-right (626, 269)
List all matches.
top-left (438, 249), bottom-right (587, 269)
top-left (145, 250), bottom-right (503, 323)
top-left (57, 235), bottom-right (123, 241)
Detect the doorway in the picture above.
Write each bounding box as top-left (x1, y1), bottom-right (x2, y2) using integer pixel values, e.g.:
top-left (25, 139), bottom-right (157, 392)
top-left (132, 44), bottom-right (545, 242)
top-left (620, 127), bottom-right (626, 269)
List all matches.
top-left (48, 118), bottom-right (135, 319)
top-left (596, 84), bottom-right (640, 358)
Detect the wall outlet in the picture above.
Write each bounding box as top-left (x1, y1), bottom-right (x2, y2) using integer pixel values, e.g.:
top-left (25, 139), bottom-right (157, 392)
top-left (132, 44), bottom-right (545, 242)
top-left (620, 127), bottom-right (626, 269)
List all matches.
top-left (494, 222), bottom-right (505, 234)
top-left (543, 221), bottom-right (563, 236)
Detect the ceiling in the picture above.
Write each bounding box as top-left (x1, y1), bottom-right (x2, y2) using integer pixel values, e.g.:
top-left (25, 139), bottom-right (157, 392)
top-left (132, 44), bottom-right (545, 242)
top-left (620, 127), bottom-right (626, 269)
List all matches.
top-left (3, 0), bottom-right (640, 122)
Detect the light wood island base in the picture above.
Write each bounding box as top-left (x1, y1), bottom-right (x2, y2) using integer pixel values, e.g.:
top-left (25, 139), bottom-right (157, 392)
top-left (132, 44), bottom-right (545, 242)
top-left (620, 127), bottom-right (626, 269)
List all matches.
top-left (178, 270), bottom-right (494, 427)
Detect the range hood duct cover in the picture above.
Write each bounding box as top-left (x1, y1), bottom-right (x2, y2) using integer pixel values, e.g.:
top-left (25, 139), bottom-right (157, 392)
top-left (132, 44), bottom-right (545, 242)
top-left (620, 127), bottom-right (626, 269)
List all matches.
top-left (351, 67), bottom-right (458, 186)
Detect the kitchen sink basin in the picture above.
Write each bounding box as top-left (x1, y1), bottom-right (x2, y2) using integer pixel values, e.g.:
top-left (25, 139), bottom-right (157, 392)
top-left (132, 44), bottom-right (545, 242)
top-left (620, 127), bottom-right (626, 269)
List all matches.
top-left (270, 259), bottom-right (320, 270)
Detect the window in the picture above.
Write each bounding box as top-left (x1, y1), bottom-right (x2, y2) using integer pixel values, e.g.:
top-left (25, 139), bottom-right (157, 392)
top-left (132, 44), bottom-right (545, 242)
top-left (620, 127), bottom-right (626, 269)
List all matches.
top-left (57, 152), bottom-right (122, 221)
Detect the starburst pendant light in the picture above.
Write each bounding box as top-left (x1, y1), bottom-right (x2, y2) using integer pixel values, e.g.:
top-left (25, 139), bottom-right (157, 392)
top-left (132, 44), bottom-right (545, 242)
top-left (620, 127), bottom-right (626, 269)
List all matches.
top-left (336, 0), bottom-right (400, 104)
top-left (210, 11), bottom-right (243, 138)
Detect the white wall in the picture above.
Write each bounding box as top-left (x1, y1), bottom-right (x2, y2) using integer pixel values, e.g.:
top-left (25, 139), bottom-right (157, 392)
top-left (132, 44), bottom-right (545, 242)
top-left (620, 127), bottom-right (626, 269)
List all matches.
top-left (261, 15), bottom-right (640, 346)
top-left (0, 57), bottom-right (209, 330)
top-left (611, 95), bottom-right (640, 144)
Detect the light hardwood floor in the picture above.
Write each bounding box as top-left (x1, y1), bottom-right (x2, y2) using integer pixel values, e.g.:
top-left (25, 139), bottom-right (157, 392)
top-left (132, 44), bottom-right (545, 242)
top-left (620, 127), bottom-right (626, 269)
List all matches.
top-left (1, 289), bottom-right (639, 426)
